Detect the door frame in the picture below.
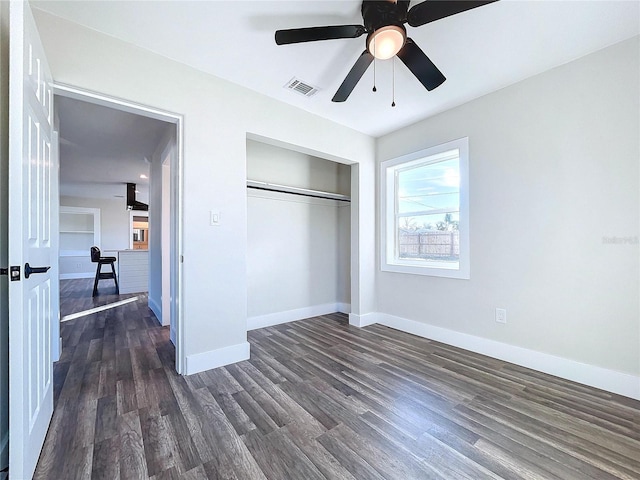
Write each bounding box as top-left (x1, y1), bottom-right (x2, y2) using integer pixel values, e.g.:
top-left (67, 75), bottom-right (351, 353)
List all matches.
top-left (129, 210), bottom-right (149, 250)
top-left (53, 83), bottom-right (186, 374)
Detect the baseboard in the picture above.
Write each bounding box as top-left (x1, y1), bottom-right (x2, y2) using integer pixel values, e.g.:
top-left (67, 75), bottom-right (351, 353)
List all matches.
top-left (148, 296), bottom-right (163, 325)
top-left (59, 272), bottom-right (94, 280)
top-left (185, 342), bottom-right (250, 375)
top-left (375, 313), bottom-right (640, 401)
top-left (0, 430), bottom-right (8, 472)
top-left (348, 312), bottom-right (377, 328)
top-left (337, 302), bottom-right (351, 314)
top-left (247, 303), bottom-right (343, 331)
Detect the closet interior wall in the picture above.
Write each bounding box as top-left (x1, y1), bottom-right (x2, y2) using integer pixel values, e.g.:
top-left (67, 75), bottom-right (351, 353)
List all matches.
top-left (246, 140), bottom-right (351, 328)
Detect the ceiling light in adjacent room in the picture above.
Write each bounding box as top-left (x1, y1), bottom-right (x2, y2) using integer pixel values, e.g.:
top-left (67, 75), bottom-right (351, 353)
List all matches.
top-left (140, 174), bottom-right (148, 179)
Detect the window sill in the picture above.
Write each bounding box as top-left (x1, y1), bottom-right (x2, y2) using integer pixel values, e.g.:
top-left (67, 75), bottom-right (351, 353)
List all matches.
top-left (381, 262), bottom-right (470, 279)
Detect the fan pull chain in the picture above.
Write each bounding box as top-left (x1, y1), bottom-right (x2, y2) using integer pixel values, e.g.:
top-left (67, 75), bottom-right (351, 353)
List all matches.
top-left (391, 56), bottom-right (396, 107)
top-left (372, 39), bottom-right (377, 93)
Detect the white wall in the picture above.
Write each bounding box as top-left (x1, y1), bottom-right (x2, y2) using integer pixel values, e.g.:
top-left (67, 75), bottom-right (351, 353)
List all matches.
top-left (148, 126), bottom-right (174, 324)
top-left (376, 37), bottom-right (640, 378)
top-left (33, 9), bottom-right (377, 372)
top-left (25, 4), bottom-right (636, 398)
top-left (337, 155), bottom-right (352, 306)
top-left (247, 140), bottom-right (351, 195)
top-left (0, 1), bottom-right (9, 469)
top-left (58, 195), bottom-right (130, 278)
top-left (60, 195), bottom-right (129, 250)
top-left (337, 202), bottom-right (351, 305)
top-left (162, 163), bottom-right (171, 329)
top-left (246, 140), bottom-right (351, 327)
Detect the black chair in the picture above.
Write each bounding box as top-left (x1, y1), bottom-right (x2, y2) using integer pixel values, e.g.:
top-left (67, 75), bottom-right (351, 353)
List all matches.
top-left (91, 246), bottom-right (119, 296)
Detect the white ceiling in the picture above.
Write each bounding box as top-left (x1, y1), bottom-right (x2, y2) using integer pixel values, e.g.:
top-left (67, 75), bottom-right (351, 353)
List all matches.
top-left (36, 1), bottom-right (639, 138)
top-left (57, 95), bottom-right (172, 201)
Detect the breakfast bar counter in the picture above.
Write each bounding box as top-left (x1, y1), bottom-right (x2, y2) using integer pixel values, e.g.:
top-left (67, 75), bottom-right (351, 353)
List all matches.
top-left (117, 249), bottom-right (149, 294)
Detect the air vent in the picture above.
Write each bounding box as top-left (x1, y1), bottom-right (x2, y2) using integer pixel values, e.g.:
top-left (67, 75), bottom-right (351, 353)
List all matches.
top-left (284, 77), bottom-right (319, 97)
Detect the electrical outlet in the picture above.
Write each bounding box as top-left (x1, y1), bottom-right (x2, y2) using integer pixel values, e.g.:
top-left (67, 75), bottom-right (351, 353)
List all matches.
top-left (495, 308), bottom-right (507, 324)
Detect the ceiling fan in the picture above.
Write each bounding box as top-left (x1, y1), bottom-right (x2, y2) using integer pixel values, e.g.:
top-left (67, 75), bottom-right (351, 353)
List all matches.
top-left (275, 0), bottom-right (497, 102)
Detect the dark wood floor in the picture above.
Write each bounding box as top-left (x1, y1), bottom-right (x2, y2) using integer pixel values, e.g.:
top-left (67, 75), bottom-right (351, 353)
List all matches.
top-left (35, 292), bottom-right (640, 479)
top-left (60, 278), bottom-right (139, 318)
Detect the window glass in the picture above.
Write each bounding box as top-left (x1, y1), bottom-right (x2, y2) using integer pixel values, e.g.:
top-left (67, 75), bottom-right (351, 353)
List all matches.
top-left (381, 138), bottom-right (469, 278)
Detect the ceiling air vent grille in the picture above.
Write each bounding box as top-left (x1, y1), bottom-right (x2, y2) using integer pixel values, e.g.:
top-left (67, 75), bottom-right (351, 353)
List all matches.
top-left (284, 77), bottom-right (318, 97)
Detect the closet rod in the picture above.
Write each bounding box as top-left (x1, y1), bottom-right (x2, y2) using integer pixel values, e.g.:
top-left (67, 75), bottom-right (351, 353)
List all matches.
top-left (246, 180), bottom-right (351, 202)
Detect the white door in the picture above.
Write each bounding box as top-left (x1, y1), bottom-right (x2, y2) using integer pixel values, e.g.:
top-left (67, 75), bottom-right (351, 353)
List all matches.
top-left (50, 130), bottom-right (60, 362)
top-left (8, 1), bottom-right (56, 478)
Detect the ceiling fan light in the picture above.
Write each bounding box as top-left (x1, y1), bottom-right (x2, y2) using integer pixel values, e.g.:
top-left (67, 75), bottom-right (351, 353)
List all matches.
top-left (367, 25), bottom-right (405, 60)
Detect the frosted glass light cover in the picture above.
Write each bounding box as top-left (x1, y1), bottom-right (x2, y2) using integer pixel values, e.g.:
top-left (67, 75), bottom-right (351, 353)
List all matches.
top-left (368, 26), bottom-right (406, 60)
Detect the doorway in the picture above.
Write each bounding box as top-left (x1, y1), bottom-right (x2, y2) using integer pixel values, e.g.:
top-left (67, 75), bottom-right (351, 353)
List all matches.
top-left (53, 84), bottom-right (185, 374)
top-left (131, 213), bottom-right (149, 250)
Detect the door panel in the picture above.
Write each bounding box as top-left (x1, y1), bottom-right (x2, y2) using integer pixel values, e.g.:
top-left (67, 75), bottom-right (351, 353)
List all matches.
top-left (8, 1), bottom-right (56, 478)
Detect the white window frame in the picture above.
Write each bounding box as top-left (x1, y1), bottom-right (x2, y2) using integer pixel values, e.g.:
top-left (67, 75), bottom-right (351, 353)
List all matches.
top-left (380, 137), bottom-right (470, 279)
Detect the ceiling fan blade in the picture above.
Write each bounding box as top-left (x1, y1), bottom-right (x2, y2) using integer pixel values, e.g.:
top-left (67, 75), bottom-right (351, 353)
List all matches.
top-left (407, 1), bottom-right (498, 27)
top-left (396, 38), bottom-right (446, 91)
top-left (332, 50), bottom-right (374, 102)
top-left (275, 25), bottom-right (366, 45)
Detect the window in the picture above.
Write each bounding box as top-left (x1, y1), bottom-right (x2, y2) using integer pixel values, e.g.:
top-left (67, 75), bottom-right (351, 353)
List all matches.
top-left (380, 137), bottom-right (469, 278)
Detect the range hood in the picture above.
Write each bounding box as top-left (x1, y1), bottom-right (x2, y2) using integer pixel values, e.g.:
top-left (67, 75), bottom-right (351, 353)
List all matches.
top-left (126, 183), bottom-right (148, 211)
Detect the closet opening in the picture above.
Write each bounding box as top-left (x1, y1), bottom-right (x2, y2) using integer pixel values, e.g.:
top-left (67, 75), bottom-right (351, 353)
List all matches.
top-left (246, 138), bottom-right (352, 330)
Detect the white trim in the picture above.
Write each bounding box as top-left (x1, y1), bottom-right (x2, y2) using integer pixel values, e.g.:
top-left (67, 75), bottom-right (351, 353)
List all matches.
top-left (248, 303), bottom-right (344, 331)
top-left (246, 132), bottom-right (355, 166)
top-left (348, 312), bottom-right (377, 328)
top-left (54, 82), bottom-right (186, 375)
top-left (59, 272), bottom-right (94, 280)
top-left (53, 83), bottom-right (180, 123)
top-left (380, 137), bottom-right (470, 279)
top-left (129, 210), bottom-right (148, 250)
top-left (337, 302), bottom-right (351, 314)
top-left (185, 342), bottom-right (250, 375)
top-left (374, 312), bottom-right (640, 401)
top-left (61, 297), bottom-right (139, 322)
top-left (172, 109), bottom-right (185, 375)
top-left (148, 296), bottom-right (162, 324)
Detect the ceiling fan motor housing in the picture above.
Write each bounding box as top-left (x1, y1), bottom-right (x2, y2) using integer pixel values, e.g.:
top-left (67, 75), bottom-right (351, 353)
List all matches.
top-left (361, 1), bottom-right (410, 32)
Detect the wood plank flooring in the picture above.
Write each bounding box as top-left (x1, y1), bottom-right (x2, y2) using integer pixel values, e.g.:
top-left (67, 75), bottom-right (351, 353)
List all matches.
top-left (35, 288), bottom-right (640, 479)
top-left (60, 278), bottom-right (138, 319)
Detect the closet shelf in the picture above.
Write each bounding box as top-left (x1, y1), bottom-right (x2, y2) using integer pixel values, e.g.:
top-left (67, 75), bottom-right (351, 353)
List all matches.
top-left (246, 180), bottom-right (350, 202)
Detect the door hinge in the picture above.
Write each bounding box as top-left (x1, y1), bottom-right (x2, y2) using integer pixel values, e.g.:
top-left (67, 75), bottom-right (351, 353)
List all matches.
top-left (0, 268), bottom-right (6, 276)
